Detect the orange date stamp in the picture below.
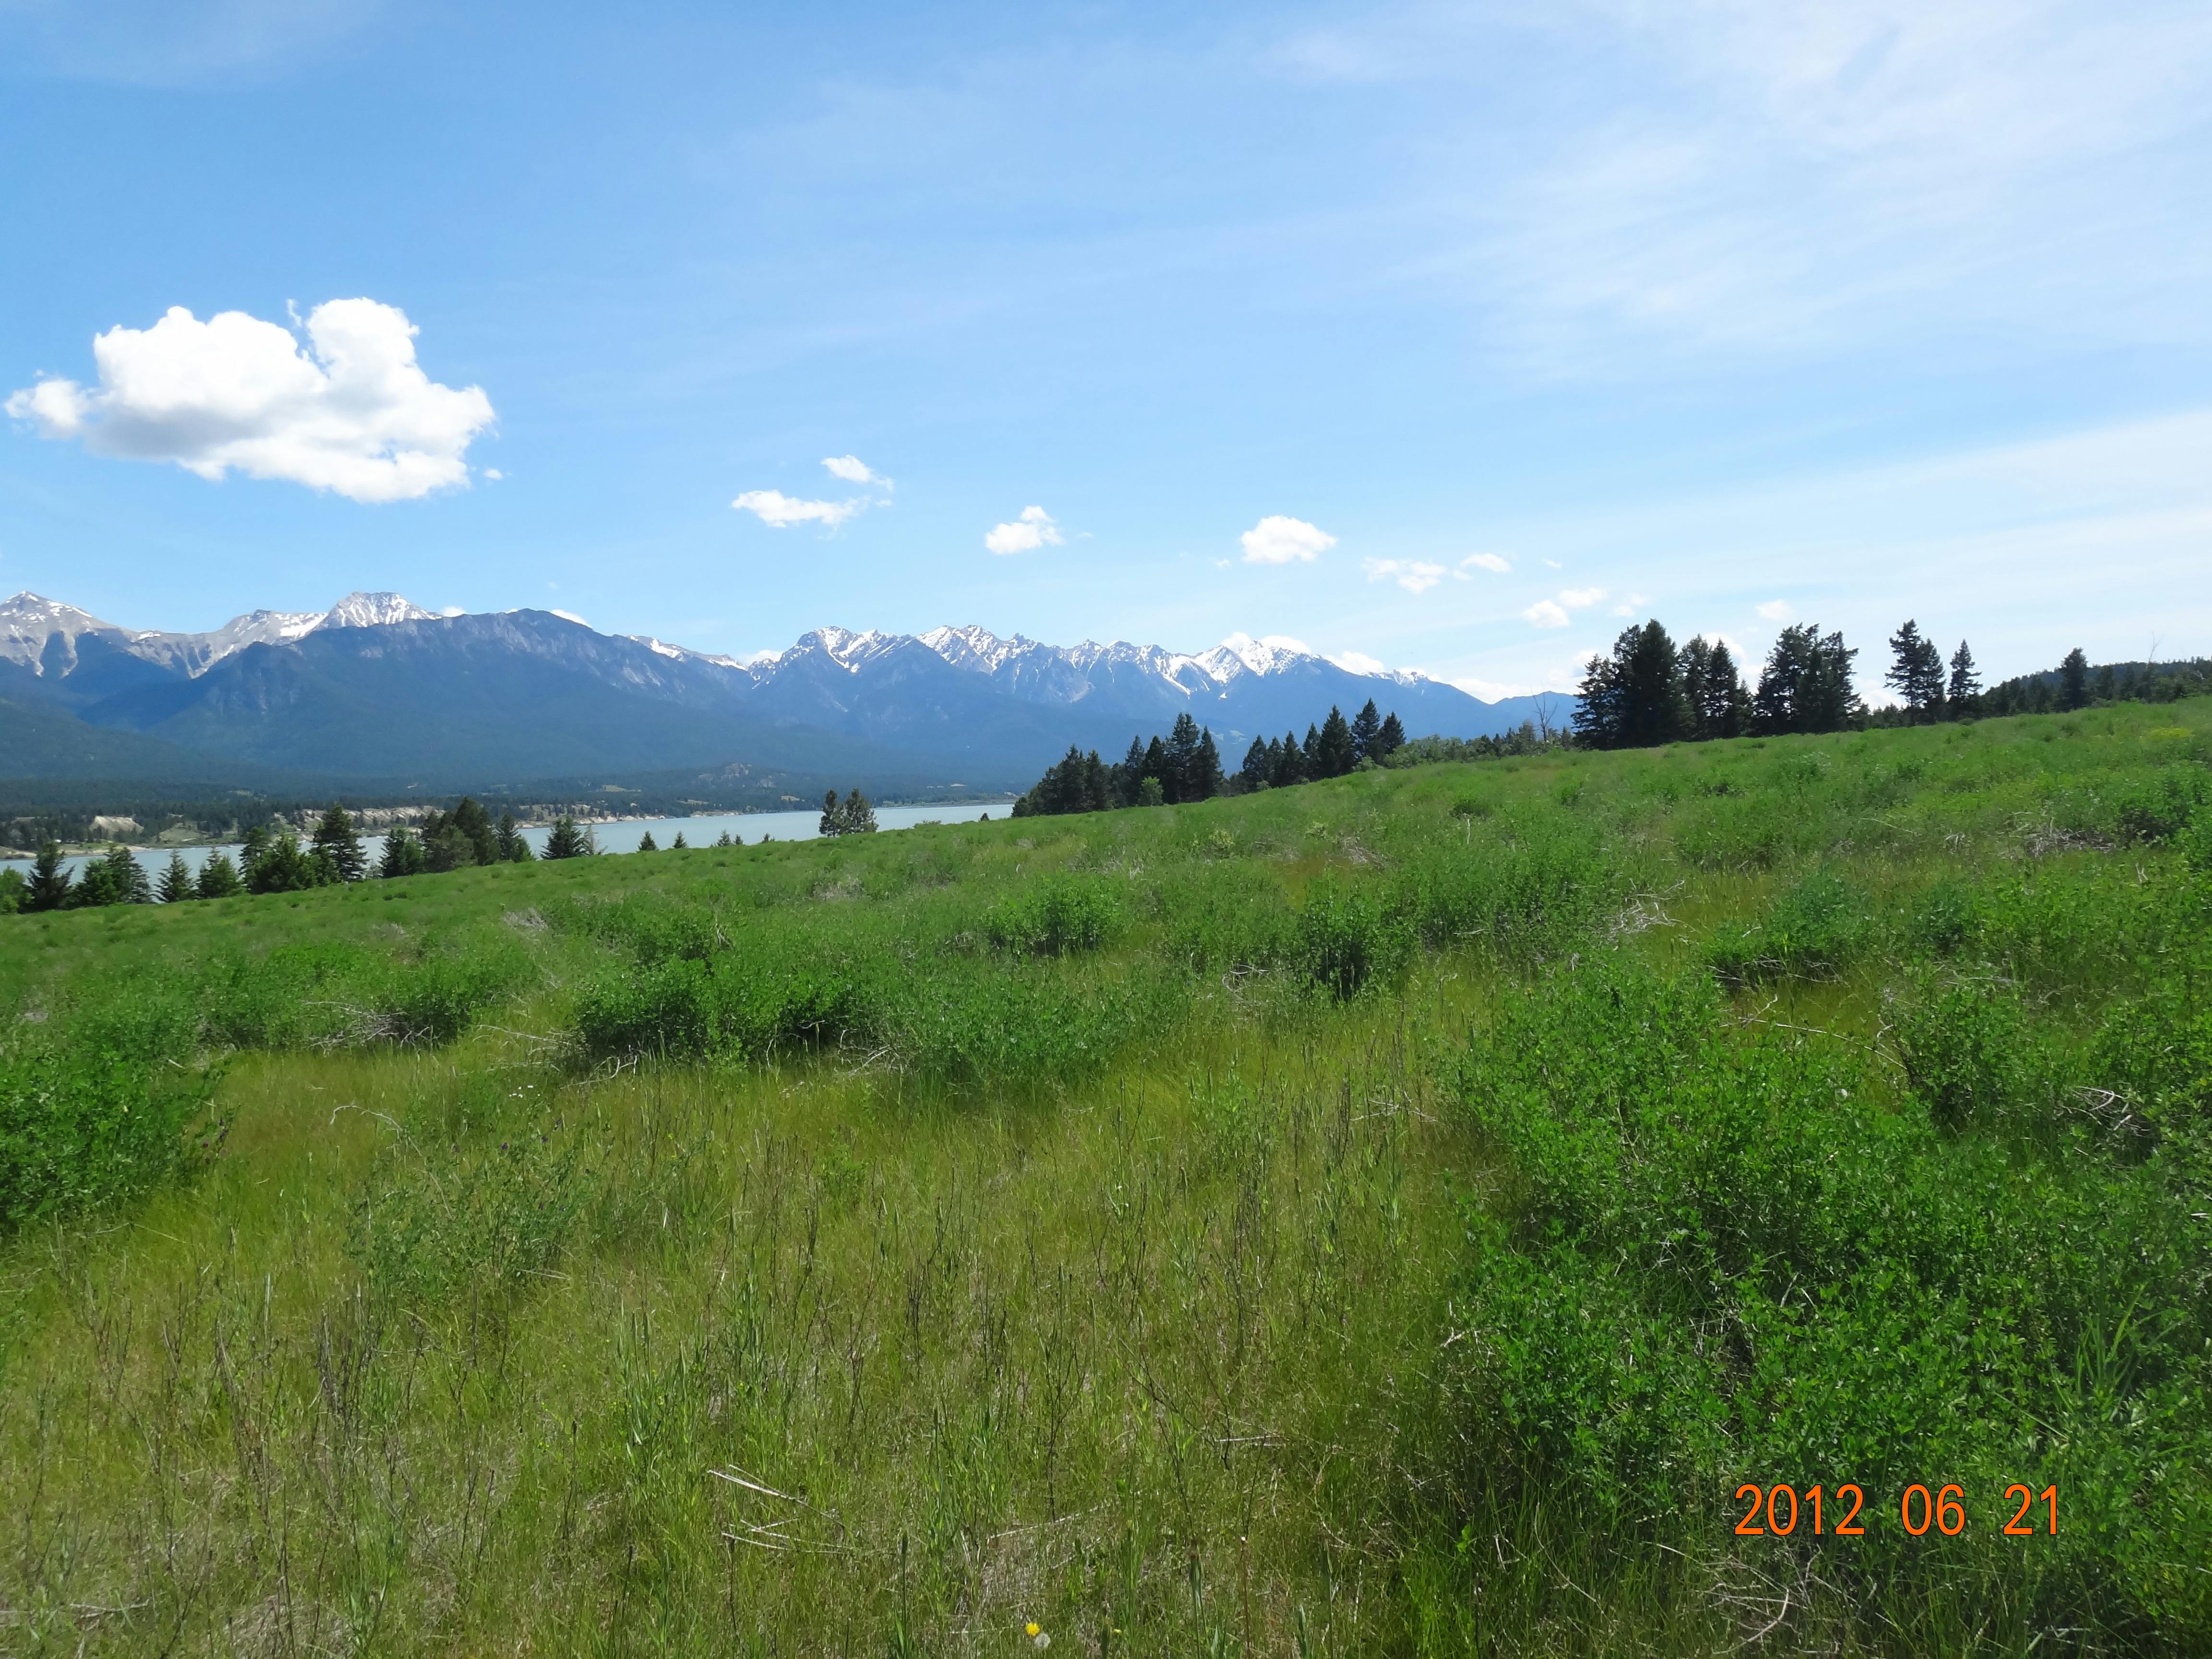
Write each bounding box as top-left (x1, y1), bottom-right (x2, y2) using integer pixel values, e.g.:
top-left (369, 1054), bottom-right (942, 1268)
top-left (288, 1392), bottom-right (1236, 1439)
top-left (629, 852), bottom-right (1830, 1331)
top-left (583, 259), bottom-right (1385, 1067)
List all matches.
top-left (1733, 1483), bottom-right (2057, 1538)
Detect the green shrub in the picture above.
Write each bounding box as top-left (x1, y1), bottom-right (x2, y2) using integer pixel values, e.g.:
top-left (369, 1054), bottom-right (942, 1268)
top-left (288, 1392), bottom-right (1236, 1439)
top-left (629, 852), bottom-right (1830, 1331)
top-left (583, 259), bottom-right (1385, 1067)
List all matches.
top-left (1295, 879), bottom-right (1410, 998)
top-left (0, 1011), bottom-right (221, 1232)
top-left (351, 1130), bottom-right (585, 1304)
top-left (1706, 869), bottom-right (1870, 984)
top-left (982, 877), bottom-right (1121, 957)
top-left (2108, 765), bottom-right (2212, 843)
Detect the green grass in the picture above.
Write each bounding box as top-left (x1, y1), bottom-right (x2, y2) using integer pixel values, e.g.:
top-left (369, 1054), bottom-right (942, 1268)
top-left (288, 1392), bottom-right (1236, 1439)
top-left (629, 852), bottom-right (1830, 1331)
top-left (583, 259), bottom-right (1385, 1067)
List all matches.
top-left (2, 700), bottom-right (2210, 1655)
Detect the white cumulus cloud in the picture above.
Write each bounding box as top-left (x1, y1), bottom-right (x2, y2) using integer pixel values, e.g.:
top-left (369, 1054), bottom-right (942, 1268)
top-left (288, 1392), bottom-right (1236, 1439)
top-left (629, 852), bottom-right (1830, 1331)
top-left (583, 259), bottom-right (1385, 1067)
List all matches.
top-left (986, 505), bottom-right (1063, 556)
top-left (732, 489), bottom-right (865, 529)
top-left (1363, 557), bottom-right (1448, 593)
top-left (5, 299), bottom-right (493, 504)
top-left (1330, 649), bottom-right (1389, 674)
top-left (1560, 587), bottom-right (1607, 609)
top-left (1524, 599), bottom-right (1572, 628)
top-left (1756, 598), bottom-right (1795, 621)
top-left (821, 454), bottom-right (887, 487)
top-left (1240, 514), bottom-right (1335, 565)
top-left (1458, 552), bottom-right (1512, 575)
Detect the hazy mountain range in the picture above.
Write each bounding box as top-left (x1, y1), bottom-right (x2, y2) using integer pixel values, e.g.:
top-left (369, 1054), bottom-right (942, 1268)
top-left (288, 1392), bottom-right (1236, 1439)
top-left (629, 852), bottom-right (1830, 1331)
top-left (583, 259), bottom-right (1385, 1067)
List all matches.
top-left (0, 591), bottom-right (1564, 799)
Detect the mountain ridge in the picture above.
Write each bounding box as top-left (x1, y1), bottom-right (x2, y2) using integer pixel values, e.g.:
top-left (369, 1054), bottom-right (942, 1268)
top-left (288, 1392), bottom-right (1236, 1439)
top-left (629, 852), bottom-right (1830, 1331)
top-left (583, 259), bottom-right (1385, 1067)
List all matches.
top-left (0, 590), bottom-right (1567, 792)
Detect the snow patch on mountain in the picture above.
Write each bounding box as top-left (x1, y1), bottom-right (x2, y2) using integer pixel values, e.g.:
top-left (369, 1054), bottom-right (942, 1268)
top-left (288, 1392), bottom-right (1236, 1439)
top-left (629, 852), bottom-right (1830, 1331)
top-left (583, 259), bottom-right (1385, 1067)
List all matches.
top-left (317, 591), bottom-right (435, 630)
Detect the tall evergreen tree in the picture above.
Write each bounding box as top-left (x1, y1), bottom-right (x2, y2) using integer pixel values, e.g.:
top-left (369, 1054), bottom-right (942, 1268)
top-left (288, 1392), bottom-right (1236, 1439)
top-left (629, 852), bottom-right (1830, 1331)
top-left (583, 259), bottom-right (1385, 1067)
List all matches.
top-left (1238, 736), bottom-right (1271, 791)
top-left (1316, 707), bottom-right (1357, 777)
top-left (1350, 699), bottom-right (1382, 763)
top-left (103, 844), bottom-right (153, 903)
top-left (1114, 736), bottom-right (1148, 807)
top-left (1163, 713), bottom-right (1204, 803)
top-left (1946, 641), bottom-right (1980, 712)
top-left (1754, 625), bottom-right (1864, 735)
top-left (1885, 621), bottom-right (1946, 721)
top-left (378, 826), bottom-right (428, 877)
top-left (841, 790), bottom-right (878, 832)
top-left (2059, 647), bottom-right (2091, 711)
top-left (714, 830), bottom-right (734, 848)
top-left (195, 850), bottom-right (244, 899)
top-left (495, 812), bottom-right (534, 862)
top-left (1575, 622), bottom-right (1686, 748)
top-left (1191, 728), bottom-right (1225, 799)
top-left (1273, 731), bottom-right (1306, 788)
top-left (636, 830), bottom-right (659, 853)
top-left (311, 805), bottom-right (368, 881)
top-left (1301, 724), bottom-right (1323, 778)
top-left (24, 840), bottom-right (72, 912)
top-left (1681, 637), bottom-right (1749, 741)
top-left (541, 817), bottom-right (593, 860)
top-left (245, 831), bottom-right (319, 893)
top-left (157, 853), bottom-right (195, 903)
top-left (452, 798), bottom-right (499, 866)
top-left (1374, 711), bottom-right (1406, 759)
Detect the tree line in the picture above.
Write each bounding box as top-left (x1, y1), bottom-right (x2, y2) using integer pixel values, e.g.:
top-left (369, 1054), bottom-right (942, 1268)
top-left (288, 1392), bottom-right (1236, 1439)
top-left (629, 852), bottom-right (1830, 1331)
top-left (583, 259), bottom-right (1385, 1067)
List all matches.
top-left (1012, 700), bottom-right (1405, 818)
top-left (1, 798), bottom-right (612, 914)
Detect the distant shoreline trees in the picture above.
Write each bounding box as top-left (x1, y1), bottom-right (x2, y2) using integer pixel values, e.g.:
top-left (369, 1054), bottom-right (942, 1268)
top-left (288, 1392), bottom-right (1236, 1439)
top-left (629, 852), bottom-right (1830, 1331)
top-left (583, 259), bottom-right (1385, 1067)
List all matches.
top-left (1013, 699), bottom-right (1404, 819)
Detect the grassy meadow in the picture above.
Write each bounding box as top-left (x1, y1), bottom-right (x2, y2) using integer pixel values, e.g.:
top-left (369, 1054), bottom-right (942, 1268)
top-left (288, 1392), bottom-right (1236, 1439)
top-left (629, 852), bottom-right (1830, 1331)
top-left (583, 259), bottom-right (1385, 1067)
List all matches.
top-left (3, 700), bottom-right (2211, 1656)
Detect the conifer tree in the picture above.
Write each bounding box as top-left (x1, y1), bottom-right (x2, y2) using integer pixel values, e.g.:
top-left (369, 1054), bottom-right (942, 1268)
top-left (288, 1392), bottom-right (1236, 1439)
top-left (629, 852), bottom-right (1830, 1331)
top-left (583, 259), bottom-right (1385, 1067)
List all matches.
top-left (1317, 706), bottom-right (1358, 776)
top-left (715, 830), bottom-right (733, 848)
top-left (541, 816), bottom-right (593, 860)
top-left (311, 805), bottom-right (368, 881)
top-left (1239, 737), bottom-right (1270, 791)
top-left (1947, 642), bottom-right (1980, 710)
top-left (452, 797), bottom-right (499, 866)
top-left (1191, 728), bottom-right (1225, 799)
top-left (1273, 731), bottom-right (1305, 787)
top-left (670, 831), bottom-right (688, 850)
top-left (195, 850), bottom-right (244, 899)
top-left (1302, 723), bottom-right (1322, 778)
top-left (1142, 737), bottom-right (1169, 801)
top-left (2059, 647), bottom-right (2090, 711)
top-left (106, 844), bottom-right (153, 903)
top-left (842, 790), bottom-right (878, 833)
top-left (246, 831), bottom-right (317, 893)
top-left (1885, 621), bottom-right (1946, 721)
top-left (1374, 711), bottom-right (1406, 759)
top-left (495, 812), bottom-right (533, 862)
top-left (1351, 699), bottom-right (1382, 762)
top-left (1754, 625), bottom-right (1864, 734)
top-left (637, 830), bottom-right (659, 853)
top-left (1164, 713), bottom-right (1204, 803)
top-left (377, 827), bottom-right (427, 878)
top-left (158, 853), bottom-right (195, 903)
top-left (239, 824), bottom-right (272, 871)
top-left (1681, 637), bottom-right (1749, 741)
top-left (1115, 736), bottom-right (1148, 807)
top-left (24, 840), bottom-right (72, 912)
top-left (820, 790), bottom-right (843, 837)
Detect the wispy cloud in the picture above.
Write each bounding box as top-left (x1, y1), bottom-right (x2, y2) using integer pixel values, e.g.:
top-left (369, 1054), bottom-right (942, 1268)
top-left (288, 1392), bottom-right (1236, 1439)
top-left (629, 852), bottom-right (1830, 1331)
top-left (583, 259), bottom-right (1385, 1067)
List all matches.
top-left (1560, 587), bottom-right (1606, 609)
top-left (732, 489), bottom-right (865, 529)
top-left (821, 454), bottom-right (888, 487)
top-left (1363, 557), bottom-right (1446, 593)
top-left (1755, 599), bottom-right (1794, 621)
top-left (1458, 552), bottom-right (1512, 575)
top-left (986, 505), bottom-right (1064, 555)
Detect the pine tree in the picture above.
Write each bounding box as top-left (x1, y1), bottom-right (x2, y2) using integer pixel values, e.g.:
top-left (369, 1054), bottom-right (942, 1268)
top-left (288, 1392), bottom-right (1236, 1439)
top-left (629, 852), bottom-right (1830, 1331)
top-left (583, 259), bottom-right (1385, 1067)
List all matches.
top-left (1163, 713), bottom-right (1204, 803)
top-left (246, 832), bottom-right (318, 893)
top-left (311, 805), bottom-right (368, 881)
top-left (715, 830), bottom-right (733, 848)
top-left (1239, 737), bottom-right (1271, 791)
top-left (1885, 621), bottom-right (1946, 721)
top-left (2059, 647), bottom-right (2090, 711)
top-left (1142, 737), bottom-right (1169, 801)
top-left (1191, 729), bottom-right (1225, 799)
top-left (1274, 731), bottom-right (1306, 788)
top-left (670, 830), bottom-right (688, 850)
top-left (842, 790), bottom-right (878, 833)
top-left (1351, 699), bottom-right (1382, 763)
top-left (105, 844), bottom-right (152, 903)
top-left (1681, 637), bottom-right (1748, 741)
top-left (495, 812), bottom-right (533, 862)
top-left (452, 798), bottom-right (499, 866)
top-left (820, 790), bottom-right (844, 837)
top-left (1755, 625), bottom-right (1864, 735)
top-left (378, 827), bottom-right (427, 877)
top-left (541, 816), bottom-right (593, 860)
top-left (24, 840), bottom-right (72, 912)
top-left (1317, 707), bottom-right (1357, 777)
top-left (1946, 641), bottom-right (1980, 712)
top-left (1374, 711), bottom-right (1406, 759)
top-left (158, 853), bottom-right (195, 903)
top-left (195, 850), bottom-right (245, 899)
top-left (1301, 724), bottom-right (1322, 779)
top-left (636, 830), bottom-right (659, 853)
top-left (239, 824), bottom-right (272, 872)
top-left (1114, 736), bottom-right (1148, 807)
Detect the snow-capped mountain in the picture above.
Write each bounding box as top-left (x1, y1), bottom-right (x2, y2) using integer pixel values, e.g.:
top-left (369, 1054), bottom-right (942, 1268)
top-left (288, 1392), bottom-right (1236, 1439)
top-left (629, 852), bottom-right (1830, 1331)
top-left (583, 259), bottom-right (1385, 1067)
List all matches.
top-left (1, 591), bottom-right (1565, 791)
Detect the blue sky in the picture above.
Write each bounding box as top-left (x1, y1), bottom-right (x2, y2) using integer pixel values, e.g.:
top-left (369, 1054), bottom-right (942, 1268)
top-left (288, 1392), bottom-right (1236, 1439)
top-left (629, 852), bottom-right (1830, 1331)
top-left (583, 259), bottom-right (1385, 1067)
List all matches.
top-left (2, 0), bottom-right (2208, 698)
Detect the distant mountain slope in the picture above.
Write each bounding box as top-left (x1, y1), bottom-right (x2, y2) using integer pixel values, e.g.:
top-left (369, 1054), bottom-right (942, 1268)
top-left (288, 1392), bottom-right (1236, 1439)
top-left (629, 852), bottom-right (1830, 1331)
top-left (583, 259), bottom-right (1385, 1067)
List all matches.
top-left (0, 590), bottom-right (1565, 790)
